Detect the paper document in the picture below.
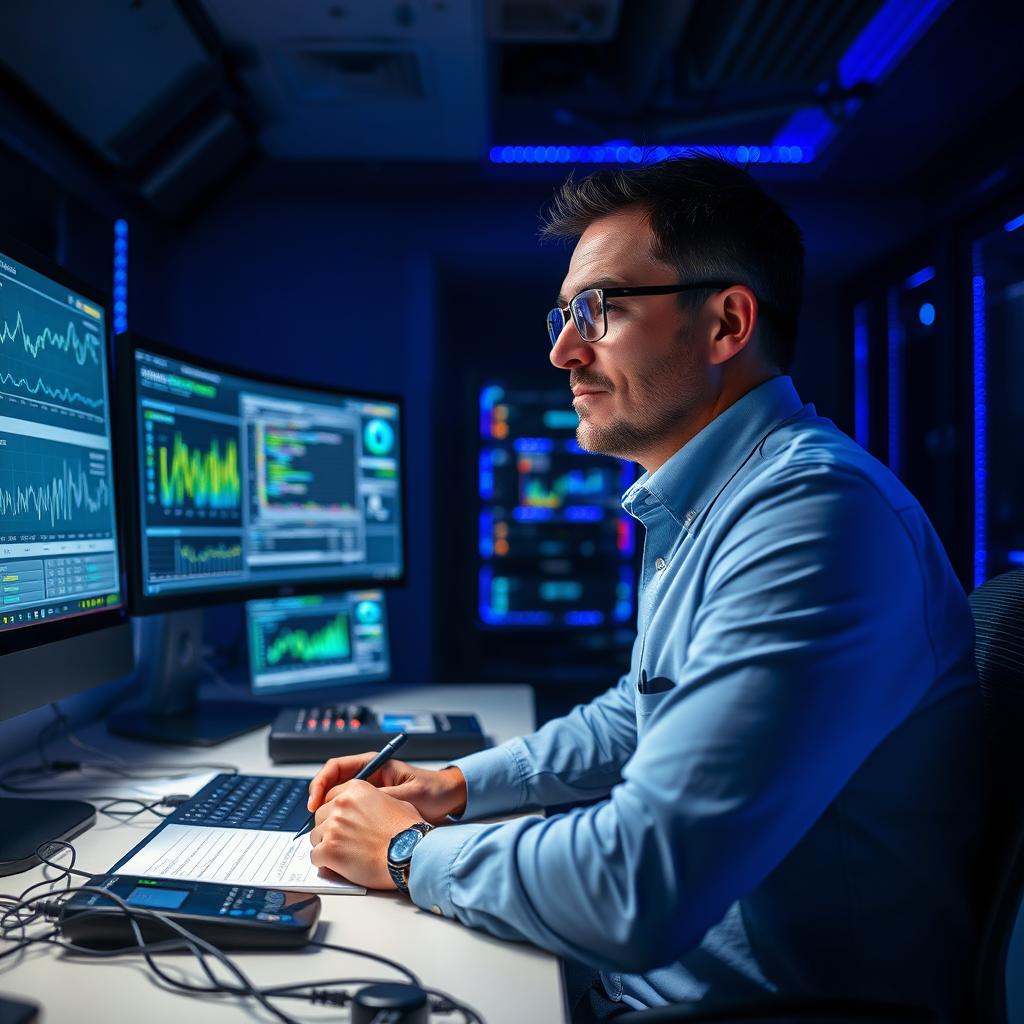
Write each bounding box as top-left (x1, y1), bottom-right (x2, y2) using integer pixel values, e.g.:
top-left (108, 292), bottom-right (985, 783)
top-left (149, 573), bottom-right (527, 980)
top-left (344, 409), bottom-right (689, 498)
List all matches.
top-left (118, 825), bottom-right (365, 895)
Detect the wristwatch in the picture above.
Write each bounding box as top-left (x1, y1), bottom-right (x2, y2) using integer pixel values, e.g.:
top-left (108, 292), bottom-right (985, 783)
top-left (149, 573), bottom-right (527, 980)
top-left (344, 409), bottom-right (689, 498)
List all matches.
top-left (387, 821), bottom-right (434, 894)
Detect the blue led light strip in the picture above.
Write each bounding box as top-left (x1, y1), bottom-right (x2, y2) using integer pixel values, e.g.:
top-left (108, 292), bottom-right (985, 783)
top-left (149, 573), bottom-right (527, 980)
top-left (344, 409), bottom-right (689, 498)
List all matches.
top-left (488, 144), bottom-right (812, 166)
top-left (972, 242), bottom-right (987, 588)
top-left (1004, 212), bottom-right (1024, 233)
top-left (853, 302), bottom-right (870, 449)
top-left (113, 219), bottom-right (128, 335)
top-left (886, 288), bottom-right (904, 477)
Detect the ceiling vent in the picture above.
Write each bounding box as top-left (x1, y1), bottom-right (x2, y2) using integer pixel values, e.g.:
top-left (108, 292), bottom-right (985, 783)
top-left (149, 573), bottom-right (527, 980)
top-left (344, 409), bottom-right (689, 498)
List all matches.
top-left (487, 0), bottom-right (621, 41)
top-left (282, 49), bottom-right (424, 102)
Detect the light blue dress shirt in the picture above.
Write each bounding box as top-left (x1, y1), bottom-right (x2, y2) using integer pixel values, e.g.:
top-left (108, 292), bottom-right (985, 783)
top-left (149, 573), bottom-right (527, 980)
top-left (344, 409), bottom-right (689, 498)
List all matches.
top-left (410, 376), bottom-right (987, 1017)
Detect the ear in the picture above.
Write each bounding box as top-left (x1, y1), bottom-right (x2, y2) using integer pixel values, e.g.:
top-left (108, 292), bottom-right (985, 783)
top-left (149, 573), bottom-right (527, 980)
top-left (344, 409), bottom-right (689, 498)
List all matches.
top-left (708, 285), bottom-right (758, 367)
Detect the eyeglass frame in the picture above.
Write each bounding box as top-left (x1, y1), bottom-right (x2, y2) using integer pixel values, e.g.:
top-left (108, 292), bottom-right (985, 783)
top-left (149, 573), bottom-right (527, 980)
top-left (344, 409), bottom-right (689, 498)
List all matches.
top-left (547, 280), bottom-right (752, 347)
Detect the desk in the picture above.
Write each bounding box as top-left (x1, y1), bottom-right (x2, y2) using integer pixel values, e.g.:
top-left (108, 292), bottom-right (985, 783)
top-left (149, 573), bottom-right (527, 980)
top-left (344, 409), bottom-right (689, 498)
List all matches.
top-left (0, 685), bottom-right (567, 1023)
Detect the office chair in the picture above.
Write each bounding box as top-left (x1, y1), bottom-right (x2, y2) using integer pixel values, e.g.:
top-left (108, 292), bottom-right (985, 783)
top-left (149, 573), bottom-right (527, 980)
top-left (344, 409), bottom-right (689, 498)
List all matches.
top-left (619, 569), bottom-right (1024, 1024)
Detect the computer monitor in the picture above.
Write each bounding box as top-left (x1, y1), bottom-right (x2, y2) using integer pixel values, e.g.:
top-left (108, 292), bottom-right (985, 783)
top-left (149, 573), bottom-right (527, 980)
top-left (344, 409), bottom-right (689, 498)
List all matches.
top-left (111, 333), bottom-right (405, 743)
top-left (246, 589), bottom-right (390, 697)
top-left (0, 234), bottom-right (133, 874)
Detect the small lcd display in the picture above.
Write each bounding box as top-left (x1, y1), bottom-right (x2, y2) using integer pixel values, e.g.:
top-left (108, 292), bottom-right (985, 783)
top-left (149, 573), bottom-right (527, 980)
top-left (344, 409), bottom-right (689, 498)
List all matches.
top-left (126, 886), bottom-right (189, 910)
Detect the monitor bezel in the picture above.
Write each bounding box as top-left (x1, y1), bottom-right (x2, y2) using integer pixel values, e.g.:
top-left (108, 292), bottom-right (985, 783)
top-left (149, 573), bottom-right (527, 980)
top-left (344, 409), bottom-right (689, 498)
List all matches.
top-left (0, 231), bottom-right (128, 658)
top-left (117, 331), bottom-right (408, 615)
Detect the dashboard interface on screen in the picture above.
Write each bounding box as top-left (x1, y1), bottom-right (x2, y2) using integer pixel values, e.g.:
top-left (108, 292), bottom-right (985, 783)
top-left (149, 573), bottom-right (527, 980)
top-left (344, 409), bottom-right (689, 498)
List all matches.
top-left (133, 347), bottom-right (403, 598)
top-left (246, 590), bottom-right (390, 694)
top-left (0, 245), bottom-right (122, 633)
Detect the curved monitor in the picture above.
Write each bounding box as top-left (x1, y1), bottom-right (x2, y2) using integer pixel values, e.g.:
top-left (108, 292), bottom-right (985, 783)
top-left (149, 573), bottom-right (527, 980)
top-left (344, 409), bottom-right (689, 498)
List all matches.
top-left (119, 333), bottom-right (405, 613)
top-left (0, 234), bottom-right (131, 721)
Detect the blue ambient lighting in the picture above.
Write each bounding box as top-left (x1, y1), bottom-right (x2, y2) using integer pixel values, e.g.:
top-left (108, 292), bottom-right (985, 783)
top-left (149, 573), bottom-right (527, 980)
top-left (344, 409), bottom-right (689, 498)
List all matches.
top-left (972, 242), bottom-right (987, 587)
top-left (904, 266), bottom-right (936, 289)
top-left (887, 289), bottom-right (904, 477)
top-left (488, 144), bottom-right (812, 165)
top-left (112, 219), bottom-right (128, 334)
top-left (773, 0), bottom-right (953, 156)
top-left (918, 302), bottom-right (936, 326)
top-left (853, 302), bottom-right (870, 450)
top-left (1004, 212), bottom-right (1024, 233)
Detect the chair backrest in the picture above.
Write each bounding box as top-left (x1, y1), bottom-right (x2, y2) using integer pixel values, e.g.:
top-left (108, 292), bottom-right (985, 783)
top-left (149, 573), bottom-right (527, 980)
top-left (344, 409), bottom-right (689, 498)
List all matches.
top-left (969, 569), bottom-right (1024, 1024)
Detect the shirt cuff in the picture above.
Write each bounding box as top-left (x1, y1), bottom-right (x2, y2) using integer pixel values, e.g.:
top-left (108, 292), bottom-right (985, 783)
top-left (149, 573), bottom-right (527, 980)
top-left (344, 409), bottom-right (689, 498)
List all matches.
top-left (447, 739), bottom-right (529, 820)
top-left (408, 821), bottom-right (488, 918)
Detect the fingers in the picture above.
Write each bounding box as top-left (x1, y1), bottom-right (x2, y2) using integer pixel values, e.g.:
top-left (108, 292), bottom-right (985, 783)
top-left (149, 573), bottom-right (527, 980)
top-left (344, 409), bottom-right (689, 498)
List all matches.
top-left (307, 752), bottom-right (376, 811)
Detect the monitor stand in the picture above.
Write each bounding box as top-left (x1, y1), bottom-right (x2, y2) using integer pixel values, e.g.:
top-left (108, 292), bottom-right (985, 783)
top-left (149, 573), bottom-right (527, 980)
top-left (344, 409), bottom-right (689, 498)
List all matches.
top-left (107, 611), bottom-right (273, 747)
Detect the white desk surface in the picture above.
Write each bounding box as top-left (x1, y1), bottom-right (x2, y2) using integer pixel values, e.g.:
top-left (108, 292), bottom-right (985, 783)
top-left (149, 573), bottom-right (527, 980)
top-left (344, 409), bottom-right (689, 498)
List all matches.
top-left (0, 684), bottom-right (567, 1024)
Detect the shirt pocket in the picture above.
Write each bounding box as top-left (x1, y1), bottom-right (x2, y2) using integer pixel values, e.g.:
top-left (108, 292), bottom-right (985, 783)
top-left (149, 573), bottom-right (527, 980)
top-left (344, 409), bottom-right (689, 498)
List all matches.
top-left (634, 684), bottom-right (673, 737)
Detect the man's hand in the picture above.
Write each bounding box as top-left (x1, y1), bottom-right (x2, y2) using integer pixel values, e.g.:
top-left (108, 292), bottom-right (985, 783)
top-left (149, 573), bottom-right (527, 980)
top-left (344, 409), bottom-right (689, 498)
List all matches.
top-left (309, 779), bottom-right (421, 890)
top-left (307, 753), bottom-right (467, 824)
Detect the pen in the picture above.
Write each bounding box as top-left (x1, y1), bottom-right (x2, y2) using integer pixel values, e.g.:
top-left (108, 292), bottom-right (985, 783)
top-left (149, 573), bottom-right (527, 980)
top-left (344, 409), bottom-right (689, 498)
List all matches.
top-left (293, 731), bottom-right (409, 841)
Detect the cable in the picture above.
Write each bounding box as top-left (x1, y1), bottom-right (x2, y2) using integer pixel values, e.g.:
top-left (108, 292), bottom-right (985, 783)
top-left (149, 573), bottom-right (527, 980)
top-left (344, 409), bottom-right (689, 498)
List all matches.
top-left (0, 839), bottom-right (487, 1022)
top-left (307, 938), bottom-right (422, 987)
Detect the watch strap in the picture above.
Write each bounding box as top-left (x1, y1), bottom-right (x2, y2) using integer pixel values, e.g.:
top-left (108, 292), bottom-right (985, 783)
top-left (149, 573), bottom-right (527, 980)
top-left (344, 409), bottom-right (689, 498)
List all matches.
top-left (387, 821), bottom-right (433, 894)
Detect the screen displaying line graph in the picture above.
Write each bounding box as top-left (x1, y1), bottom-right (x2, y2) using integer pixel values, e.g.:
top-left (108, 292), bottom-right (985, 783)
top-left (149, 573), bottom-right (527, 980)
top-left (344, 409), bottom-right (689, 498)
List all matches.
top-left (0, 432), bottom-right (111, 539)
top-left (0, 257), bottom-right (107, 435)
top-left (145, 534), bottom-right (245, 584)
top-left (0, 243), bottom-right (121, 633)
top-left (134, 344), bottom-right (403, 598)
top-left (247, 590), bottom-right (390, 694)
top-left (143, 407), bottom-right (242, 526)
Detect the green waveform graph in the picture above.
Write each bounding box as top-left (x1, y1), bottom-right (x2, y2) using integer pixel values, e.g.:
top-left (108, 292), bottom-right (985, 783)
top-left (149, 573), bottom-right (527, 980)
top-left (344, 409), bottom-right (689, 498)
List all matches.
top-left (158, 430), bottom-right (241, 512)
top-left (264, 613), bottom-right (352, 668)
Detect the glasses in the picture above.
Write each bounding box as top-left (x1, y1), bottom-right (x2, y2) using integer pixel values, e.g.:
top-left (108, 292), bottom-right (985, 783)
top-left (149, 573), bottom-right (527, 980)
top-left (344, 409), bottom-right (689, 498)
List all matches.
top-left (547, 280), bottom-right (739, 347)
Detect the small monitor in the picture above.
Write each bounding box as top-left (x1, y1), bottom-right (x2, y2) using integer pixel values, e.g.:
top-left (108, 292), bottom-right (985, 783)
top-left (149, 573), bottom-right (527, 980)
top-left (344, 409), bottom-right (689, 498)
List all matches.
top-left (121, 334), bottom-right (405, 612)
top-left (246, 590), bottom-right (390, 697)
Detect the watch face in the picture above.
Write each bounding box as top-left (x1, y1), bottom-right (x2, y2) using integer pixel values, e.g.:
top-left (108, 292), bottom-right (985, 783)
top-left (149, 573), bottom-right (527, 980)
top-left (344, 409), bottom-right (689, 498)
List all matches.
top-left (390, 828), bottom-right (422, 860)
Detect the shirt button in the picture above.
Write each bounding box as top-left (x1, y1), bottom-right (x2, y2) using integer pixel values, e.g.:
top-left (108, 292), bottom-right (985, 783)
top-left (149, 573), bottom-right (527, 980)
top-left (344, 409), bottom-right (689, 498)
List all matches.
top-left (431, 905), bottom-right (443, 915)
top-left (655, 557), bottom-right (667, 571)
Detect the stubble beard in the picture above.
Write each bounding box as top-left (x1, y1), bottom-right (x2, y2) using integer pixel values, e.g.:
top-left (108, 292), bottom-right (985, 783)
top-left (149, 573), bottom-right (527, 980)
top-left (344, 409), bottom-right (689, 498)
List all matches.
top-left (574, 333), bottom-right (705, 462)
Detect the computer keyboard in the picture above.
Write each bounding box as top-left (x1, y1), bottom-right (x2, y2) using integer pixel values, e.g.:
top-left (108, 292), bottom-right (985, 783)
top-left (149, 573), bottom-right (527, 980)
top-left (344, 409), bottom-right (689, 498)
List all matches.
top-left (173, 773), bottom-right (310, 832)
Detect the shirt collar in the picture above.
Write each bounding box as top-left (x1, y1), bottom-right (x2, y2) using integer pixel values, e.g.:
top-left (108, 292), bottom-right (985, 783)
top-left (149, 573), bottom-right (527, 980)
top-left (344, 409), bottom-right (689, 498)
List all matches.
top-left (622, 375), bottom-right (806, 529)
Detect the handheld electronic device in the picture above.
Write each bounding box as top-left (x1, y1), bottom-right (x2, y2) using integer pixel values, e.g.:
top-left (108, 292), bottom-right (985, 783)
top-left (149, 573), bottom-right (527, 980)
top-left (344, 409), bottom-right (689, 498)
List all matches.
top-left (59, 873), bottom-right (321, 949)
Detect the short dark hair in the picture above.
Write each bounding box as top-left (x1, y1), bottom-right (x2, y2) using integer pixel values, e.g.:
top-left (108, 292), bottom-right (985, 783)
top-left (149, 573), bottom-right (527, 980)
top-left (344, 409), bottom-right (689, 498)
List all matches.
top-left (541, 153), bottom-right (805, 370)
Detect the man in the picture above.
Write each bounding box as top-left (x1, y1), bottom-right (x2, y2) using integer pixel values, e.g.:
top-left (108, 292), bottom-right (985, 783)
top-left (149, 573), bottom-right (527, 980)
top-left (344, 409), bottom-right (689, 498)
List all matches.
top-left (305, 155), bottom-right (987, 1020)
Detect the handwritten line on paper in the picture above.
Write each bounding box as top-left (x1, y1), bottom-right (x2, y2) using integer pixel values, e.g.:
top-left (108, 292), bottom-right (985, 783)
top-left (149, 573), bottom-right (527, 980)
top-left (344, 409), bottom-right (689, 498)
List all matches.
top-left (117, 825), bottom-right (365, 895)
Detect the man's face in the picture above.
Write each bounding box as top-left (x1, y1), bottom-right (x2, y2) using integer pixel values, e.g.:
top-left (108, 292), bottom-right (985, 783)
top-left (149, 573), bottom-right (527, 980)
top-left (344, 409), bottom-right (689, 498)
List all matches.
top-left (549, 207), bottom-right (711, 466)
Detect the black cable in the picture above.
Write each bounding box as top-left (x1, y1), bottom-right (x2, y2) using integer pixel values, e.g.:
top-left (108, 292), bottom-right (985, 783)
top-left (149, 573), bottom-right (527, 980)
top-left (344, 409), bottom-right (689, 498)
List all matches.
top-left (423, 987), bottom-right (487, 1023)
top-left (8, 884), bottom-right (302, 1024)
top-left (1, 839), bottom-right (488, 1022)
top-left (307, 938), bottom-right (422, 987)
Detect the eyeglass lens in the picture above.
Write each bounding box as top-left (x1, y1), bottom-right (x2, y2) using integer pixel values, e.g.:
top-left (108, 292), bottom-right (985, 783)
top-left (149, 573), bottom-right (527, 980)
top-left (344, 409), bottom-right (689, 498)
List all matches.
top-left (546, 308), bottom-right (566, 347)
top-left (547, 289), bottom-right (606, 346)
top-left (572, 289), bottom-right (604, 341)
